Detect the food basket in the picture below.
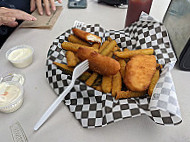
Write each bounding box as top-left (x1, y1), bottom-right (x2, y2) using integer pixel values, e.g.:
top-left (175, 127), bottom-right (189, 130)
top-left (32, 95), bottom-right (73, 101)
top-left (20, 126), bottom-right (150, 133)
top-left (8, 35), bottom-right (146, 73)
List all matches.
top-left (46, 13), bottom-right (182, 128)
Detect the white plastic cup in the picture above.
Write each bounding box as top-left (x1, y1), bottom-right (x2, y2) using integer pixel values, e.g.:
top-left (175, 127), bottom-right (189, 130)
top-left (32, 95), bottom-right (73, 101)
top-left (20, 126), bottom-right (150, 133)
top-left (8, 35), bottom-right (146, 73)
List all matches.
top-left (6, 45), bottom-right (34, 68)
top-left (0, 81), bottom-right (24, 113)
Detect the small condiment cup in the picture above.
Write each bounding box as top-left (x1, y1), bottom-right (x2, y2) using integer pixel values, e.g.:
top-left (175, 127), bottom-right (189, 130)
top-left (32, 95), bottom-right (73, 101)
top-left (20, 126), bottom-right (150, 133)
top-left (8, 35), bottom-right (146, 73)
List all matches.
top-left (6, 45), bottom-right (34, 68)
top-left (0, 81), bottom-right (24, 113)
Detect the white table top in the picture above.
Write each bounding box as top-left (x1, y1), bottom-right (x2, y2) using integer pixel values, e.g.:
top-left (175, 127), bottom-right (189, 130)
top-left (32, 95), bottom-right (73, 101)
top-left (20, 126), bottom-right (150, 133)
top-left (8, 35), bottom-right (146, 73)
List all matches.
top-left (0, 1), bottom-right (190, 142)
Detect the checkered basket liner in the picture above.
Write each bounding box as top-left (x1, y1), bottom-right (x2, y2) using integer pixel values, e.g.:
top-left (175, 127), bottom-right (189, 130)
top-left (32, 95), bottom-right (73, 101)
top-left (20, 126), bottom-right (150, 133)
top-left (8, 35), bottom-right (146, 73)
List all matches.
top-left (46, 14), bottom-right (182, 128)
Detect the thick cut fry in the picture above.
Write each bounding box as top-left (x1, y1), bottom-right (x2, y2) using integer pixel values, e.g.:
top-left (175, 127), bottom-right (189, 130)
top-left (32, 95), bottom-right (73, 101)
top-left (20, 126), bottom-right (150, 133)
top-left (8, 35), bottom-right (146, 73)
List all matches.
top-left (68, 34), bottom-right (91, 46)
top-left (116, 91), bottom-right (146, 99)
top-left (93, 85), bottom-right (102, 92)
top-left (61, 42), bottom-right (98, 52)
top-left (156, 63), bottom-right (163, 70)
top-left (124, 48), bottom-right (129, 51)
top-left (107, 37), bottom-right (112, 41)
top-left (101, 75), bottom-right (112, 93)
top-left (148, 69), bottom-right (160, 96)
top-left (100, 40), bottom-right (117, 56)
top-left (99, 40), bottom-right (110, 53)
top-left (114, 48), bottom-right (154, 58)
top-left (92, 43), bottom-right (101, 50)
top-left (118, 59), bottom-right (127, 79)
top-left (86, 72), bottom-right (99, 86)
top-left (53, 62), bottom-right (91, 81)
top-left (112, 71), bottom-right (122, 97)
top-left (53, 62), bottom-right (73, 72)
top-left (107, 52), bottom-right (113, 58)
top-left (92, 77), bottom-right (102, 86)
top-left (107, 37), bottom-right (121, 51)
top-left (66, 51), bottom-right (79, 67)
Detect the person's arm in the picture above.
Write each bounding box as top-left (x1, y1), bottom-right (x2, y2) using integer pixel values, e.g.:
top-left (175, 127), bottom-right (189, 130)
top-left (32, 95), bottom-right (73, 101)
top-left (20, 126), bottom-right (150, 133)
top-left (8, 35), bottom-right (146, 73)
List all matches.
top-left (30, 0), bottom-right (62, 16)
top-left (0, 7), bottom-right (36, 27)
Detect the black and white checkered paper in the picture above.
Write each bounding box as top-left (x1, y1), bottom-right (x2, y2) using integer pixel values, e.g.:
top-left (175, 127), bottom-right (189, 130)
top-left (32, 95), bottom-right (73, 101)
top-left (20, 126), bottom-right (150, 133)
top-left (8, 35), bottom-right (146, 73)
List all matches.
top-left (46, 13), bottom-right (182, 128)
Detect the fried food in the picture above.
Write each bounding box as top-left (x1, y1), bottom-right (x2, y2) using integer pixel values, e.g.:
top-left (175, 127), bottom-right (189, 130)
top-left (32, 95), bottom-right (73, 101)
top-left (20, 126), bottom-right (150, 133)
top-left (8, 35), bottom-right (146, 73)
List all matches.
top-left (112, 71), bottom-right (122, 97)
top-left (53, 62), bottom-right (91, 82)
top-left (72, 28), bottom-right (102, 43)
top-left (116, 91), bottom-right (146, 99)
top-left (156, 63), bottom-right (163, 70)
top-left (66, 51), bottom-right (79, 67)
top-left (61, 42), bottom-right (98, 52)
top-left (88, 51), bottom-right (120, 76)
top-left (92, 43), bottom-right (101, 50)
top-left (77, 47), bottom-right (120, 76)
top-left (93, 85), bottom-right (102, 92)
top-left (118, 59), bottom-right (127, 79)
top-left (68, 34), bottom-right (91, 46)
top-left (76, 47), bottom-right (94, 61)
top-left (114, 48), bottom-right (154, 58)
top-left (53, 62), bottom-right (74, 73)
top-left (124, 48), bottom-right (129, 52)
top-left (101, 75), bottom-right (112, 93)
top-left (100, 40), bottom-right (117, 56)
top-left (86, 72), bottom-right (99, 86)
top-left (124, 54), bottom-right (157, 92)
top-left (148, 69), bottom-right (160, 96)
top-left (99, 40), bottom-right (110, 53)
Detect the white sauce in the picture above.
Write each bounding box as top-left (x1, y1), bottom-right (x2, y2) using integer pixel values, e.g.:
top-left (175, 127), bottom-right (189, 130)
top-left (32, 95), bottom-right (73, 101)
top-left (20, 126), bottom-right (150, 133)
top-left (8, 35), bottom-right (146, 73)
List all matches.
top-left (11, 74), bottom-right (25, 85)
top-left (0, 82), bottom-right (20, 106)
top-left (8, 48), bottom-right (32, 61)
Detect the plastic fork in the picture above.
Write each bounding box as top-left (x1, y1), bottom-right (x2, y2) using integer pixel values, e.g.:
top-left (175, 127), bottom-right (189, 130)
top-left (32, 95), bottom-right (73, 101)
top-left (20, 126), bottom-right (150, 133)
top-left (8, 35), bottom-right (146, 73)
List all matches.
top-left (34, 60), bottom-right (89, 131)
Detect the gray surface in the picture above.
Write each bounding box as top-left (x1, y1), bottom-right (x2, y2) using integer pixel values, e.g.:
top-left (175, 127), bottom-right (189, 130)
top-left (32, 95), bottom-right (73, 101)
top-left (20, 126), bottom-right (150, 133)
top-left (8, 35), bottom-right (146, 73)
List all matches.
top-left (0, 1), bottom-right (190, 142)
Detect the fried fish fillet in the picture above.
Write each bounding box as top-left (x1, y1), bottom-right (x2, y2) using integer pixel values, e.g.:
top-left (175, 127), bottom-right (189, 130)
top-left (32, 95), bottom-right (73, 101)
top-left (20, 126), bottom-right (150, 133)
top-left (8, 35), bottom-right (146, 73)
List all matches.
top-left (124, 54), bottom-right (157, 92)
top-left (77, 47), bottom-right (120, 76)
top-left (72, 28), bottom-right (102, 43)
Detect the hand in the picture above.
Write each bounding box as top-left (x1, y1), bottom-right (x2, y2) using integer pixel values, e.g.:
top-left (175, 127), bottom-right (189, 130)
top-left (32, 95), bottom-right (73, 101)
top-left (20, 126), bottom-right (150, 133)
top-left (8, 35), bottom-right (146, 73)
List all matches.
top-left (0, 7), bottom-right (37, 27)
top-left (30, 0), bottom-right (62, 16)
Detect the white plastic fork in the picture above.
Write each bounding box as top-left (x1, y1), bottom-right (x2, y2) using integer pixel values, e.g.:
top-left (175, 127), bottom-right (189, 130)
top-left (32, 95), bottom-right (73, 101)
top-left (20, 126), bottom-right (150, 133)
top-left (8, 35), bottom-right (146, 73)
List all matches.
top-left (34, 60), bottom-right (89, 131)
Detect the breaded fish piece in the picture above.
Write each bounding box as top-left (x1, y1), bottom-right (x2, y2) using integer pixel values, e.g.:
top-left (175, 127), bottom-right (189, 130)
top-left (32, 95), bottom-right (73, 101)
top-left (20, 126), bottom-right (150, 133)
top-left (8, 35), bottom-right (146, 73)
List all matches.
top-left (72, 28), bottom-right (102, 43)
top-left (77, 47), bottom-right (120, 76)
top-left (124, 54), bottom-right (157, 92)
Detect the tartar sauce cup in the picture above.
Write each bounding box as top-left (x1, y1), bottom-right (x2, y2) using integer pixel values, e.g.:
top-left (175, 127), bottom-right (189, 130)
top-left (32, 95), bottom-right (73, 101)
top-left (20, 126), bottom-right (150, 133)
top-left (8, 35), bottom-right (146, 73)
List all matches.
top-left (6, 45), bottom-right (34, 68)
top-left (0, 81), bottom-right (24, 113)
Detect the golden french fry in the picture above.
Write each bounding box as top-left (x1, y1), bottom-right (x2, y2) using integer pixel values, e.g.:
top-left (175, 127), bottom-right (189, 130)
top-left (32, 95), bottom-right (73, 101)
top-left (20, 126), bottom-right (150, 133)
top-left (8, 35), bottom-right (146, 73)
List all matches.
top-left (86, 72), bottom-right (99, 86)
top-left (107, 37), bottom-right (112, 41)
top-left (93, 85), bottom-right (102, 92)
top-left (116, 91), bottom-right (146, 99)
top-left (148, 69), bottom-right (160, 96)
top-left (100, 40), bottom-right (117, 56)
top-left (101, 75), bottom-right (112, 93)
top-left (99, 40), bottom-right (110, 53)
top-left (156, 63), bottom-right (163, 70)
top-left (112, 46), bottom-right (118, 52)
top-left (92, 77), bottom-right (102, 87)
top-left (124, 48), bottom-right (130, 51)
top-left (114, 48), bottom-right (154, 58)
top-left (92, 43), bottom-right (101, 50)
top-left (107, 52), bottom-right (113, 58)
top-left (53, 62), bottom-right (73, 72)
top-left (53, 62), bottom-right (91, 81)
top-left (61, 42), bottom-right (98, 52)
top-left (66, 51), bottom-right (79, 67)
top-left (118, 59), bottom-right (127, 79)
top-left (112, 71), bottom-right (122, 97)
top-left (107, 37), bottom-right (121, 51)
top-left (68, 34), bottom-right (91, 46)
